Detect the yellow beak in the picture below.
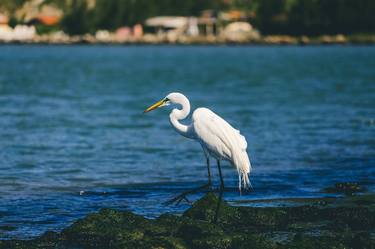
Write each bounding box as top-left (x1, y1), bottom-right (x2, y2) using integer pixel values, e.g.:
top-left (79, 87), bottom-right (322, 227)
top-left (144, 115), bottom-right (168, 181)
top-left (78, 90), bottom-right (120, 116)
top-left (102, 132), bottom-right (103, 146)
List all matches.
top-left (143, 99), bottom-right (165, 113)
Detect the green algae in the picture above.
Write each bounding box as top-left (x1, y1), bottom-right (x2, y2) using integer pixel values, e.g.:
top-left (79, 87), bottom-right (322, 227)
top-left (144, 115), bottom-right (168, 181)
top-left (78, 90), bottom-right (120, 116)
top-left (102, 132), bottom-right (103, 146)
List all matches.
top-left (1, 192), bottom-right (375, 249)
top-left (323, 182), bottom-right (367, 196)
top-left (0, 225), bottom-right (17, 232)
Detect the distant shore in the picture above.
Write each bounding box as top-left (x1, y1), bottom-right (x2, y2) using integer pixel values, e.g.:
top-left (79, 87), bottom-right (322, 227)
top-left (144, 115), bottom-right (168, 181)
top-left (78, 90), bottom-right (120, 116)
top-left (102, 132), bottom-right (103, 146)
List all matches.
top-left (1, 33), bottom-right (375, 45)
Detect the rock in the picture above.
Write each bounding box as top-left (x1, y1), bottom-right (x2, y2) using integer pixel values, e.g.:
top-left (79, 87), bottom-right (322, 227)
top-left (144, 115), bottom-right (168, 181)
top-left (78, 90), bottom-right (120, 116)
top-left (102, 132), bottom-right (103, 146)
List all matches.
top-left (323, 182), bottom-right (366, 195)
top-left (183, 192), bottom-right (240, 223)
top-left (0, 225), bottom-right (16, 231)
top-left (1, 192), bottom-right (375, 249)
top-left (262, 35), bottom-right (298, 44)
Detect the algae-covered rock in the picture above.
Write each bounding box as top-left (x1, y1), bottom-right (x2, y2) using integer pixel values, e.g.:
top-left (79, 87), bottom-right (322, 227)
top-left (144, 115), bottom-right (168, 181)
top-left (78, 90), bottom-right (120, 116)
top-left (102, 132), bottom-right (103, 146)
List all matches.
top-left (1, 191), bottom-right (375, 249)
top-left (191, 235), bottom-right (232, 249)
top-left (323, 182), bottom-right (366, 195)
top-left (284, 233), bottom-right (347, 249)
top-left (237, 206), bottom-right (289, 230)
top-left (177, 219), bottom-right (224, 241)
top-left (62, 208), bottom-right (153, 248)
top-left (183, 192), bottom-right (241, 224)
top-left (231, 234), bottom-right (278, 249)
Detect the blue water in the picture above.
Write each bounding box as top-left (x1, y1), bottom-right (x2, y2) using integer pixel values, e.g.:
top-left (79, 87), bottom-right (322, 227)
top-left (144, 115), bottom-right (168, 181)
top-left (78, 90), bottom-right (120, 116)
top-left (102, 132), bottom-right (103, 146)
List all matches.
top-left (0, 45), bottom-right (374, 239)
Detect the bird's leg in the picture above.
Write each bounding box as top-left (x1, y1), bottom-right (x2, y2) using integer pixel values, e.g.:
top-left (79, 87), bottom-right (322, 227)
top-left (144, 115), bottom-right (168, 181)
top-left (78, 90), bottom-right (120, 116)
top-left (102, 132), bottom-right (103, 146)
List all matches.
top-left (217, 160), bottom-right (225, 190)
top-left (164, 157), bottom-right (212, 206)
top-left (213, 188), bottom-right (224, 223)
top-left (164, 182), bottom-right (211, 205)
top-left (212, 160), bottom-right (225, 222)
top-left (206, 157), bottom-right (212, 186)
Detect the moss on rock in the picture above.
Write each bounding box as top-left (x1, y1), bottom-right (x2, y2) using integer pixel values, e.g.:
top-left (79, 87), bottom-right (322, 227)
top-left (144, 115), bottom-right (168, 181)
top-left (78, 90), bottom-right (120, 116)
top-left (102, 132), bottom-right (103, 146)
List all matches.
top-left (323, 182), bottom-right (366, 195)
top-left (1, 191), bottom-right (375, 249)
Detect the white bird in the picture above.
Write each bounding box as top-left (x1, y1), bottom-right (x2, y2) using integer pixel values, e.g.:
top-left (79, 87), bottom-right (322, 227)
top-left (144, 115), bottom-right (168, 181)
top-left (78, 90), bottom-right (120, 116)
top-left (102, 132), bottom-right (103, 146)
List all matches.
top-left (144, 92), bottom-right (252, 202)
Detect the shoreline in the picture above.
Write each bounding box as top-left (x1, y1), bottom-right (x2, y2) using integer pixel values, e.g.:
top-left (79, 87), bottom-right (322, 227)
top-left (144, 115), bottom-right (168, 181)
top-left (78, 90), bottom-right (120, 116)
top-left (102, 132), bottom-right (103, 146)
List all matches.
top-left (1, 42), bottom-right (374, 47)
top-left (1, 182), bottom-right (374, 249)
top-left (1, 34), bottom-right (375, 46)
top-left (1, 193), bottom-right (374, 248)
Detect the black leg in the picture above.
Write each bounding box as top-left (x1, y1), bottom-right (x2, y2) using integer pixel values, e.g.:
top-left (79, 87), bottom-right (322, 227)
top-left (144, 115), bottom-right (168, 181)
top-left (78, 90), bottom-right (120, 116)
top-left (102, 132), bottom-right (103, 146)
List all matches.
top-left (206, 157), bottom-right (212, 186)
top-left (164, 156), bottom-right (212, 206)
top-left (217, 160), bottom-right (224, 190)
top-left (214, 160), bottom-right (225, 222)
top-left (164, 183), bottom-right (210, 205)
top-left (214, 188), bottom-right (224, 223)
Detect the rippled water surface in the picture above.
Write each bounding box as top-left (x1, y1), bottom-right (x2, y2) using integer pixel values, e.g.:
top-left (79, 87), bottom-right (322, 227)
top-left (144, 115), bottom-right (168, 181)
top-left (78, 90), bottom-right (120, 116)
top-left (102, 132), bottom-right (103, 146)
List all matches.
top-left (0, 45), bottom-right (374, 238)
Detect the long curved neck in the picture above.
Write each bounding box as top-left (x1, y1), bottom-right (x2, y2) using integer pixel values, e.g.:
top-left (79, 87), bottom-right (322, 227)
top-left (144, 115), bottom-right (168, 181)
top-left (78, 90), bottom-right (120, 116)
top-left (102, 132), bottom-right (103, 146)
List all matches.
top-left (169, 96), bottom-right (193, 139)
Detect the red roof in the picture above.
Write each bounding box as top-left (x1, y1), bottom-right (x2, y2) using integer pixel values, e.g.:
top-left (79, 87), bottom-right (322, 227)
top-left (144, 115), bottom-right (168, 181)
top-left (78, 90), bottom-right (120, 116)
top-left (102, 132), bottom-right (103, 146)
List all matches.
top-left (0, 14), bottom-right (9, 24)
top-left (36, 15), bottom-right (60, 26)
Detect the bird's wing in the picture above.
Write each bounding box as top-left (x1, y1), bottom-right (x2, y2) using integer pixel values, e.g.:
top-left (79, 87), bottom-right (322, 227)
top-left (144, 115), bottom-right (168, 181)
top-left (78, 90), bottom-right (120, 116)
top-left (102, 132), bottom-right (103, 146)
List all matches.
top-left (192, 108), bottom-right (248, 160)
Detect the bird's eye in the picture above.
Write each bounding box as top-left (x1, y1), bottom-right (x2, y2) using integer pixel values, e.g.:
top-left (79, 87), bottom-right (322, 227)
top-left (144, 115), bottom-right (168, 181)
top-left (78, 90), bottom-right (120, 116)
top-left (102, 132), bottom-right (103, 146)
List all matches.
top-left (165, 98), bottom-right (169, 102)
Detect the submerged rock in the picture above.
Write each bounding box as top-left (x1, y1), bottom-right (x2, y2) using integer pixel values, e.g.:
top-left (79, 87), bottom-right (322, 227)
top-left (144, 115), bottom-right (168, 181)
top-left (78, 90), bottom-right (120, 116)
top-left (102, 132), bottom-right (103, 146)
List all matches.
top-left (1, 192), bottom-right (375, 249)
top-left (323, 182), bottom-right (366, 196)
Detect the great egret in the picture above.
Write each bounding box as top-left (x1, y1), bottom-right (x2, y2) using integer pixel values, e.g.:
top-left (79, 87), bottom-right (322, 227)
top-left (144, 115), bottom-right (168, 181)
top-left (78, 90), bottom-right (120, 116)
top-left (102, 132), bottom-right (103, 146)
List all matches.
top-left (144, 92), bottom-right (252, 203)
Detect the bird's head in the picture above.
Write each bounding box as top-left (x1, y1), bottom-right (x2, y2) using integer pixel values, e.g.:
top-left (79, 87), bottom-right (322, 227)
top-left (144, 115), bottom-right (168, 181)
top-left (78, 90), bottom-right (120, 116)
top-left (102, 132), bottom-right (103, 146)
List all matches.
top-left (143, 92), bottom-right (185, 113)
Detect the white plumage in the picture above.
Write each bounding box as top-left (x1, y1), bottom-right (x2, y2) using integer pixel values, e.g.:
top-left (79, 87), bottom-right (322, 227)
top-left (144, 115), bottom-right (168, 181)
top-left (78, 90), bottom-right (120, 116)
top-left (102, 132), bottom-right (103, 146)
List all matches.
top-left (192, 107), bottom-right (251, 190)
top-left (144, 92), bottom-right (252, 192)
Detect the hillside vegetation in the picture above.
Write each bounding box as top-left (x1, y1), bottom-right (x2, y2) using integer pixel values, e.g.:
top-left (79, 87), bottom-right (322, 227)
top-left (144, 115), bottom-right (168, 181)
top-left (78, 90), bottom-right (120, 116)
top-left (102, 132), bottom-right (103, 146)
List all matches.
top-left (1, 0), bottom-right (375, 36)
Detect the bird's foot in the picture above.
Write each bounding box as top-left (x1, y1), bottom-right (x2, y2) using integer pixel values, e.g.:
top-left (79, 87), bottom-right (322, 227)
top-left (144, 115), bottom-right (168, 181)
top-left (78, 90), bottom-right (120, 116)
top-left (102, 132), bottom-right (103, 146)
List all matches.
top-left (164, 183), bottom-right (211, 206)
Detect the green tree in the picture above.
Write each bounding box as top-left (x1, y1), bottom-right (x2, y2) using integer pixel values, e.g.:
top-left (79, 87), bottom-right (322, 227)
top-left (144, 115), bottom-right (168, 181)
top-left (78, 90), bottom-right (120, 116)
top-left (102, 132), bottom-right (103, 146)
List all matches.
top-left (61, 0), bottom-right (90, 35)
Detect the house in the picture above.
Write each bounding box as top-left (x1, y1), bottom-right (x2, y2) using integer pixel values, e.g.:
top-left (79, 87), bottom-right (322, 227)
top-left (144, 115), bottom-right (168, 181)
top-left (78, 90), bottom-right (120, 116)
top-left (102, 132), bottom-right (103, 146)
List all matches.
top-left (198, 10), bottom-right (218, 36)
top-left (16, 0), bottom-right (62, 26)
top-left (0, 13), bottom-right (9, 25)
top-left (145, 16), bottom-right (189, 35)
top-left (28, 5), bottom-right (63, 26)
top-left (0, 13), bottom-right (12, 41)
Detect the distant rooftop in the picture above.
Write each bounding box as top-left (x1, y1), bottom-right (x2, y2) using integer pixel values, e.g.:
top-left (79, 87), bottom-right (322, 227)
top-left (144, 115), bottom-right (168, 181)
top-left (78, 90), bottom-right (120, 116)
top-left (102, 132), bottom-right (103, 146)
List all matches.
top-left (145, 16), bottom-right (188, 29)
top-left (0, 13), bottom-right (9, 25)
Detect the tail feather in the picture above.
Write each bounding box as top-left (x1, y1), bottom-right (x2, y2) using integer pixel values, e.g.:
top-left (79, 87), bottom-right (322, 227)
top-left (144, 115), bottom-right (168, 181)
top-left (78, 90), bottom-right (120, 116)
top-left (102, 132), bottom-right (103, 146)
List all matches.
top-left (232, 149), bottom-right (252, 192)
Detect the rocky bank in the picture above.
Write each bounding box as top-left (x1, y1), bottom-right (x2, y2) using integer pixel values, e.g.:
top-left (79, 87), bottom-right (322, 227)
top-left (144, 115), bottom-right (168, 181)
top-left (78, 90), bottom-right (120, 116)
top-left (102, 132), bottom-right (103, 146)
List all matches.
top-left (1, 186), bottom-right (374, 249)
